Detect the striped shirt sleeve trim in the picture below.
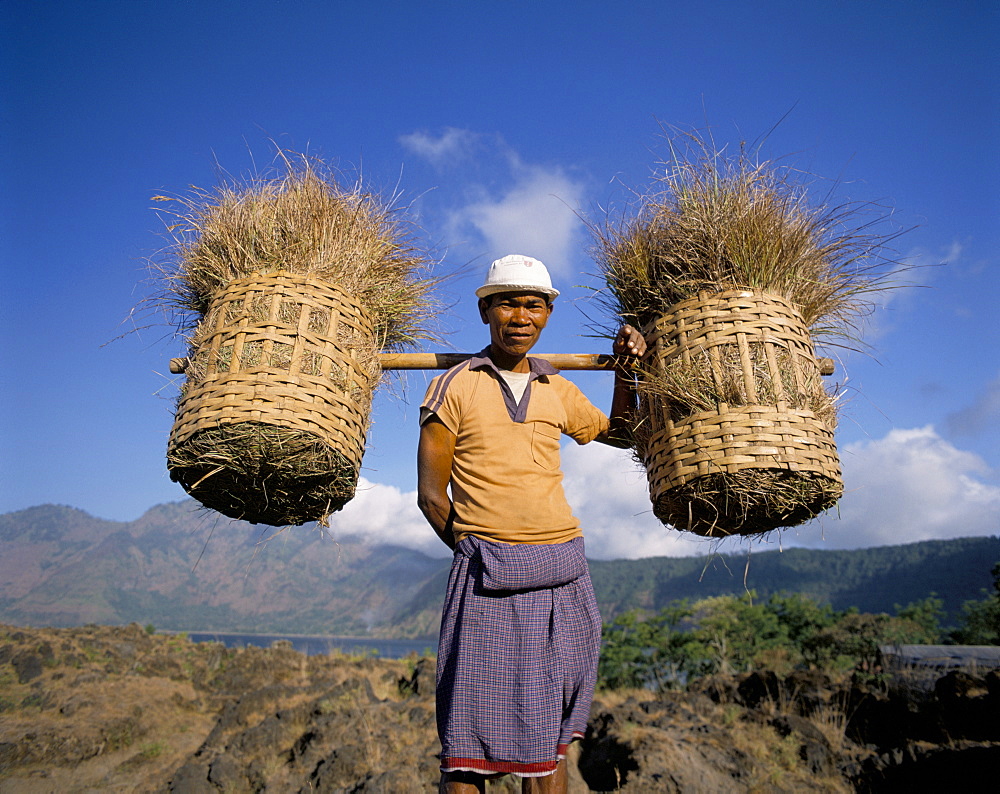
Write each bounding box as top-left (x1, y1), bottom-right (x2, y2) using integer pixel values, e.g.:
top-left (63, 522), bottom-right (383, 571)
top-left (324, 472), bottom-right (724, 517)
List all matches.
top-left (424, 360), bottom-right (471, 414)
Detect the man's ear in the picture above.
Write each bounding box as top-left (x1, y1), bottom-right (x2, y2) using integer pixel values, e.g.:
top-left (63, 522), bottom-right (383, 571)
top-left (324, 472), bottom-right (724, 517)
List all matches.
top-left (478, 297), bottom-right (491, 324)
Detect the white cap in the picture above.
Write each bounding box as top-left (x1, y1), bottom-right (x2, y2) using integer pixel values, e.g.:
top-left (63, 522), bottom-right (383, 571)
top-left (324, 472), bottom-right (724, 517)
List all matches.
top-left (475, 254), bottom-right (559, 300)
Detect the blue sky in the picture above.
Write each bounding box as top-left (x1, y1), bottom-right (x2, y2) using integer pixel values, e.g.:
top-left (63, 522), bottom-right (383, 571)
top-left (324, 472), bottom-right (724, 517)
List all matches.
top-left (2, 0), bottom-right (997, 559)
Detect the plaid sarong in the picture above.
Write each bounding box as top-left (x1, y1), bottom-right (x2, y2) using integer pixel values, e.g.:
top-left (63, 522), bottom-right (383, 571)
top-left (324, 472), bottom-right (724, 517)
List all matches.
top-left (436, 535), bottom-right (601, 777)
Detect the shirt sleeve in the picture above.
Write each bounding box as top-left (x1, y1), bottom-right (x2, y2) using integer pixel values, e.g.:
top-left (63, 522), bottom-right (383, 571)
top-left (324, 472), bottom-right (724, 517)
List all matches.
top-left (420, 366), bottom-right (466, 435)
top-left (559, 378), bottom-right (610, 444)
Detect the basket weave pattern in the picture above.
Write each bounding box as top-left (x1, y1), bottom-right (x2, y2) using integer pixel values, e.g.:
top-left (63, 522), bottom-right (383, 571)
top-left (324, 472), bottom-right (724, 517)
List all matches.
top-left (644, 405), bottom-right (840, 493)
top-left (639, 289), bottom-right (842, 535)
top-left (170, 272), bottom-right (377, 464)
top-left (167, 272), bottom-right (379, 523)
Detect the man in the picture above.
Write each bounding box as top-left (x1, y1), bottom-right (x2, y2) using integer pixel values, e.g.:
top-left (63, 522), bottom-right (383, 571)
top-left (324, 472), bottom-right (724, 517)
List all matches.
top-left (417, 254), bottom-right (646, 793)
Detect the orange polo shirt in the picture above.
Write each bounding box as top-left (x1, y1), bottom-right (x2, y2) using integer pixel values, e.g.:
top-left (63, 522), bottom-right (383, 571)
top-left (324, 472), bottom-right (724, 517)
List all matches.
top-left (421, 351), bottom-right (609, 545)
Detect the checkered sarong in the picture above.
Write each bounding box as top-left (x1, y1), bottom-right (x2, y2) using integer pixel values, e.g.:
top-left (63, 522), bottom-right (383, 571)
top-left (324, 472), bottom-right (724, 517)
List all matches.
top-left (436, 535), bottom-right (601, 777)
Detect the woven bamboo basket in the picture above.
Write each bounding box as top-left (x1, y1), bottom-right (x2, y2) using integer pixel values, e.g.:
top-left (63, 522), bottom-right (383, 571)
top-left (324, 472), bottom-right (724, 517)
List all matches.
top-left (167, 270), bottom-right (380, 526)
top-left (637, 288), bottom-right (842, 536)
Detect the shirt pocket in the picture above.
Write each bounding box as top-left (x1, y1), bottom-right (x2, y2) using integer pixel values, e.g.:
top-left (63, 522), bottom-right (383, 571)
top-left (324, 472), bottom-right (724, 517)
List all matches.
top-left (530, 422), bottom-right (563, 470)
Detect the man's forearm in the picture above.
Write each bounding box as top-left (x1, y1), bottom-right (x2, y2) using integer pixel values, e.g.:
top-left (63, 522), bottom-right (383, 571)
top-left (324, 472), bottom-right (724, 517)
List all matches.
top-left (605, 371), bottom-right (639, 448)
top-left (417, 417), bottom-right (459, 549)
top-left (418, 491), bottom-right (457, 549)
top-left (602, 324), bottom-right (646, 448)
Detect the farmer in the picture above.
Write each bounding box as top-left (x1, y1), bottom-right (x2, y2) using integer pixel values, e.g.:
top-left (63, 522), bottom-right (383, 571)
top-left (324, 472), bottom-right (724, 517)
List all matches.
top-left (417, 254), bottom-right (646, 793)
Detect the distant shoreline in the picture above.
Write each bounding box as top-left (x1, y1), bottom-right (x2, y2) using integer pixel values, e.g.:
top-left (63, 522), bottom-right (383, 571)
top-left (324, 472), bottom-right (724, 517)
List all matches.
top-left (165, 629), bottom-right (437, 659)
top-left (160, 629), bottom-right (437, 642)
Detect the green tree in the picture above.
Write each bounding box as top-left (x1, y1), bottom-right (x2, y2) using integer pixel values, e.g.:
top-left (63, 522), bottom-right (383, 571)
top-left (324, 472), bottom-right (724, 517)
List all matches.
top-left (599, 610), bottom-right (652, 690)
top-left (804, 611), bottom-right (889, 672)
top-left (764, 591), bottom-right (835, 662)
top-left (893, 595), bottom-right (945, 644)
top-left (804, 608), bottom-right (943, 672)
top-left (684, 592), bottom-right (790, 675)
top-left (952, 599), bottom-right (1000, 644)
top-left (598, 602), bottom-right (693, 690)
top-left (950, 562), bottom-right (1000, 645)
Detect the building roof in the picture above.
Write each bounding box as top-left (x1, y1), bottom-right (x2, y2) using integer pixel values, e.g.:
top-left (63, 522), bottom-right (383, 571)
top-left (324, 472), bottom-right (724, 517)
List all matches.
top-left (879, 644), bottom-right (1000, 669)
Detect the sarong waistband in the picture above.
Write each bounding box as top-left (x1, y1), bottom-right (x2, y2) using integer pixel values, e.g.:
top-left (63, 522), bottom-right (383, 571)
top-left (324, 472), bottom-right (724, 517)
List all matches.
top-left (456, 535), bottom-right (588, 593)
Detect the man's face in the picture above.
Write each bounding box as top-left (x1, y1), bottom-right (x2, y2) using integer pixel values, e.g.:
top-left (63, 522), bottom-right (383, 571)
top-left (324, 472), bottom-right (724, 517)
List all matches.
top-left (478, 291), bottom-right (553, 359)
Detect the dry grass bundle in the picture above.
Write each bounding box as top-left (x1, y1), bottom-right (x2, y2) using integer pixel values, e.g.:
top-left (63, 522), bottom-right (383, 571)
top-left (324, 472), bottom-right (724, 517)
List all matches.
top-left (156, 153), bottom-right (439, 526)
top-left (157, 153), bottom-right (437, 352)
top-left (591, 131), bottom-right (904, 536)
top-left (640, 342), bottom-right (836, 428)
top-left (648, 467), bottom-right (845, 537)
top-left (592, 133), bottom-right (903, 342)
top-left (166, 424), bottom-right (359, 527)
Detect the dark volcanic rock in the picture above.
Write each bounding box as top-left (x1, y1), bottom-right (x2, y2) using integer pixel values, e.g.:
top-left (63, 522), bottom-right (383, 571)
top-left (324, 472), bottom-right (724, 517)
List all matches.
top-left (398, 656), bottom-right (433, 696)
top-left (579, 695), bottom-right (777, 793)
top-left (168, 761), bottom-right (215, 793)
top-left (207, 752), bottom-right (246, 790)
top-left (736, 669), bottom-right (781, 708)
top-left (3, 624), bottom-right (1000, 792)
top-left (771, 713), bottom-right (837, 775)
top-left (578, 711), bottom-right (641, 789)
top-left (853, 743), bottom-right (1000, 793)
top-left (11, 651), bottom-right (44, 683)
top-left (689, 673), bottom-right (739, 704)
top-left (934, 669), bottom-right (983, 700)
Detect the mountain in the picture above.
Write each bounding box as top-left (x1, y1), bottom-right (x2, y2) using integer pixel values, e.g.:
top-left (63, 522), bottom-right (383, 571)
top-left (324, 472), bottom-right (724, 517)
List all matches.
top-left (0, 502), bottom-right (444, 638)
top-left (588, 537), bottom-right (999, 619)
top-left (1, 502), bottom-right (997, 637)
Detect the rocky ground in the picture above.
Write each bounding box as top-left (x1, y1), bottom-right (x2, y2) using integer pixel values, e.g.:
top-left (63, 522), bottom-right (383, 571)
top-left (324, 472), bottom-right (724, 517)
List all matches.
top-left (1, 624), bottom-right (998, 792)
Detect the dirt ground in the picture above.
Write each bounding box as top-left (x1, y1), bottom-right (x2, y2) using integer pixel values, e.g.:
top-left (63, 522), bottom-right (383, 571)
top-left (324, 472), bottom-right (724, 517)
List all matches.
top-left (2, 624), bottom-right (998, 792)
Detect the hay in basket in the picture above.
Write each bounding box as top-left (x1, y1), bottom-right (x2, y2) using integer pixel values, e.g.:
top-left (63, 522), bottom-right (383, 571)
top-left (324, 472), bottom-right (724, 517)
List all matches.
top-left (156, 154), bottom-right (438, 526)
top-left (590, 131), bottom-right (903, 537)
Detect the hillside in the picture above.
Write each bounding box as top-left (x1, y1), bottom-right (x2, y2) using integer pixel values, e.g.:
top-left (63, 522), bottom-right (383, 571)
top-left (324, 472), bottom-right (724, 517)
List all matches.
top-left (2, 624), bottom-right (998, 792)
top-left (0, 503), bottom-right (444, 638)
top-left (0, 502), bottom-right (997, 637)
top-left (588, 537), bottom-right (999, 620)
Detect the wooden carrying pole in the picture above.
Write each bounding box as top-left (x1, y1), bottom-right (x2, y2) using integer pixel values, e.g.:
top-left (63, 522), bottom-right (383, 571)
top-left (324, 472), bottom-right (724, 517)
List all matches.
top-left (378, 352), bottom-right (618, 371)
top-left (170, 353), bottom-right (836, 375)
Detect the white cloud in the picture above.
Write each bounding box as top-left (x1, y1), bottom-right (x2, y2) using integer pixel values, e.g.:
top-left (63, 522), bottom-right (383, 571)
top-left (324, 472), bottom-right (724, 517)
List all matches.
top-left (561, 442), bottom-right (715, 559)
top-left (453, 173), bottom-right (583, 277)
top-left (397, 128), bottom-right (590, 283)
top-left (562, 425), bottom-right (1000, 557)
top-left (326, 427), bottom-right (999, 561)
top-left (897, 241), bottom-right (959, 290)
top-left (444, 153), bottom-right (587, 279)
top-left (784, 425), bottom-right (1000, 550)
top-left (398, 127), bottom-right (478, 167)
top-left (324, 477), bottom-right (450, 558)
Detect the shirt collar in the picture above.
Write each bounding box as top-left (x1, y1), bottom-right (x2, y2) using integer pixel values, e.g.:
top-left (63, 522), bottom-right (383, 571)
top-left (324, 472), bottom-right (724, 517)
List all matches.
top-left (468, 347), bottom-right (557, 379)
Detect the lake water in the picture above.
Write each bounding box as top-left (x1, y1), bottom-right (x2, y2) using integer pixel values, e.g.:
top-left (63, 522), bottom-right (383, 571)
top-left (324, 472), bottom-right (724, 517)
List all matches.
top-left (184, 631), bottom-right (437, 659)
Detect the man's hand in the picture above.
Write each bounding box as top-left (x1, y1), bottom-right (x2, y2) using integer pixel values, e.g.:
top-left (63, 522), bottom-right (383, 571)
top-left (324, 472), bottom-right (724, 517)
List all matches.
top-left (596, 324), bottom-right (647, 448)
top-left (612, 324), bottom-right (647, 362)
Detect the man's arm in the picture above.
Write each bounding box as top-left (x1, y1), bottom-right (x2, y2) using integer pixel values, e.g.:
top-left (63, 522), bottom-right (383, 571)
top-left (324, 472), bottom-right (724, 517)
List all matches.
top-left (596, 324), bottom-right (647, 449)
top-left (417, 414), bottom-right (459, 549)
